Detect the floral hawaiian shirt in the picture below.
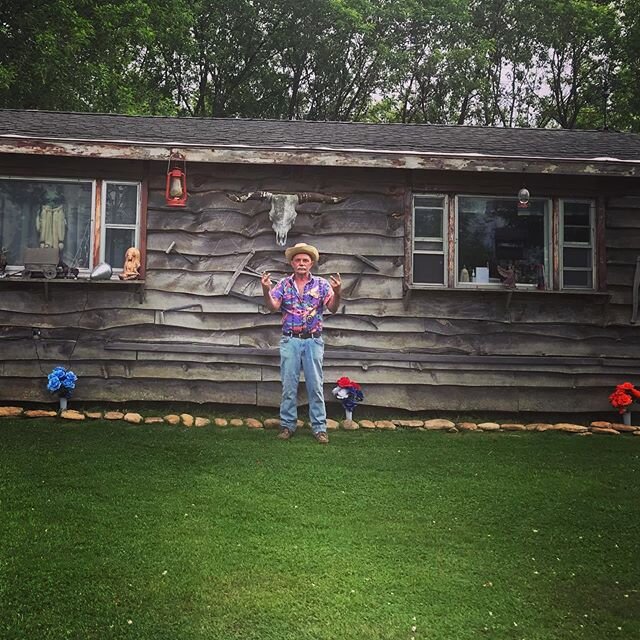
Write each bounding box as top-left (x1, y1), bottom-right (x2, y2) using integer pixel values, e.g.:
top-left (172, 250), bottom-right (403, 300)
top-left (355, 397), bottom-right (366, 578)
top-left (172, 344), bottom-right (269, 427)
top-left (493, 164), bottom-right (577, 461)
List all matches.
top-left (271, 274), bottom-right (334, 334)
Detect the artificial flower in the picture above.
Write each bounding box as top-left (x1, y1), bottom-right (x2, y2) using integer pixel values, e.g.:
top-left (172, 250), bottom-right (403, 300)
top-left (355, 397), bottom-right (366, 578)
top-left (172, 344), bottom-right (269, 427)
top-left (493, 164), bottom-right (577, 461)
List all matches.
top-left (46, 366), bottom-right (78, 399)
top-left (609, 382), bottom-right (639, 414)
top-left (332, 377), bottom-right (364, 416)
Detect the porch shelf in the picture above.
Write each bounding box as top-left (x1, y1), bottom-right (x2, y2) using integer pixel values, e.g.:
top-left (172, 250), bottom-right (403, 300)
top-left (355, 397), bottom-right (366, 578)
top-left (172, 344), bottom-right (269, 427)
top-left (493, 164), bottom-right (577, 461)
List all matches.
top-left (0, 277), bottom-right (146, 303)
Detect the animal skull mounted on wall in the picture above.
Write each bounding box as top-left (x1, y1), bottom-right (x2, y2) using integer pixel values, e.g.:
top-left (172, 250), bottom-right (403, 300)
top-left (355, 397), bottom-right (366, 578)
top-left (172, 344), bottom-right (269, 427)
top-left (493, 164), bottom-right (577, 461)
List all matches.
top-left (227, 191), bottom-right (344, 246)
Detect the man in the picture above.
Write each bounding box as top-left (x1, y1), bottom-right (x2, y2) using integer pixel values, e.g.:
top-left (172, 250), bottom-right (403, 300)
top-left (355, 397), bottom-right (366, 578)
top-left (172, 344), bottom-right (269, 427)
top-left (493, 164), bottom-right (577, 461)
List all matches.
top-left (261, 242), bottom-right (341, 444)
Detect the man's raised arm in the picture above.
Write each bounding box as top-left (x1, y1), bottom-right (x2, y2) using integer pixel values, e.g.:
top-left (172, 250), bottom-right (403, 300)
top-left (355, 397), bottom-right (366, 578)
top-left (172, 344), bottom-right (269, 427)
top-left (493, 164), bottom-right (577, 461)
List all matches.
top-left (261, 272), bottom-right (281, 311)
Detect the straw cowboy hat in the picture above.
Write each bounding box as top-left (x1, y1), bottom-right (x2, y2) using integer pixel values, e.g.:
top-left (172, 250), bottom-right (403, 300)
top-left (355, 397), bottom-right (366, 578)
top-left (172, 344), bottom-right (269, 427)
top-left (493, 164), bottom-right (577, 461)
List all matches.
top-left (285, 242), bottom-right (320, 263)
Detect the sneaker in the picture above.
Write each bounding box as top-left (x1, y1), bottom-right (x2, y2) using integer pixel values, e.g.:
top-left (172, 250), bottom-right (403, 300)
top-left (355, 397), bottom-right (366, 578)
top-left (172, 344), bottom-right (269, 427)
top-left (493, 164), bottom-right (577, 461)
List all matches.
top-left (314, 431), bottom-right (329, 444)
top-left (277, 428), bottom-right (292, 440)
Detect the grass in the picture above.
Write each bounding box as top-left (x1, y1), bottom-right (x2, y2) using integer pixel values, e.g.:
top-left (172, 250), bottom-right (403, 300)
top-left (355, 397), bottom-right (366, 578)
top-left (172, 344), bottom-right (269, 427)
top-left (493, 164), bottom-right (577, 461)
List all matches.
top-left (0, 420), bottom-right (639, 640)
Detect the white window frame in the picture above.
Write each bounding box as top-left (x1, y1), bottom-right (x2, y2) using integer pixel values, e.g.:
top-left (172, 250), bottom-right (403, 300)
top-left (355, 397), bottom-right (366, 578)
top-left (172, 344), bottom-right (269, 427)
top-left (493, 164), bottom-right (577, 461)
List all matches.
top-left (411, 193), bottom-right (448, 288)
top-left (100, 181), bottom-right (142, 270)
top-left (559, 198), bottom-right (596, 290)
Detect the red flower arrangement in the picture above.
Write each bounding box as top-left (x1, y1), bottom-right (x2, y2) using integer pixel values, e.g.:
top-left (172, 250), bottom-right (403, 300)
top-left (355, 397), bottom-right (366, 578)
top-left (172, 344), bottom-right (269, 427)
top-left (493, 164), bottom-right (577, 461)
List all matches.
top-left (332, 376), bottom-right (364, 419)
top-left (336, 376), bottom-right (361, 391)
top-left (609, 382), bottom-right (640, 414)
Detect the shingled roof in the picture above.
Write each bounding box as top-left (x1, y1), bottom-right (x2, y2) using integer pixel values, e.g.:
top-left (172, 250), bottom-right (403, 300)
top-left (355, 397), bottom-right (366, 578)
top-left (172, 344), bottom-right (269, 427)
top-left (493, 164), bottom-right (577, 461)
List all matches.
top-left (1, 109), bottom-right (639, 176)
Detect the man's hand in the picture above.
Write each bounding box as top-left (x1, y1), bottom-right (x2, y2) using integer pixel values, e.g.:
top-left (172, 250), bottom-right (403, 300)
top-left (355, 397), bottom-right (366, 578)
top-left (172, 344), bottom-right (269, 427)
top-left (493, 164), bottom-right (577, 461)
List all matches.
top-left (261, 271), bottom-right (281, 311)
top-left (327, 273), bottom-right (342, 314)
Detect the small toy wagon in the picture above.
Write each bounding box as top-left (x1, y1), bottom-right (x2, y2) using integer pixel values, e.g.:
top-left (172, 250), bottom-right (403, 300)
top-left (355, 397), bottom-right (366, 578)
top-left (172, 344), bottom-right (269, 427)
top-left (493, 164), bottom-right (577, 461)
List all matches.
top-left (23, 247), bottom-right (60, 279)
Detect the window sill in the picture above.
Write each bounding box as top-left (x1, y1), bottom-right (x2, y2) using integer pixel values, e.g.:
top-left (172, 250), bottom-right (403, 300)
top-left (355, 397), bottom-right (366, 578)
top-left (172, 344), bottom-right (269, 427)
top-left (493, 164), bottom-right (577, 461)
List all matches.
top-left (0, 275), bottom-right (146, 302)
top-left (410, 284), bottom-right (607, 295)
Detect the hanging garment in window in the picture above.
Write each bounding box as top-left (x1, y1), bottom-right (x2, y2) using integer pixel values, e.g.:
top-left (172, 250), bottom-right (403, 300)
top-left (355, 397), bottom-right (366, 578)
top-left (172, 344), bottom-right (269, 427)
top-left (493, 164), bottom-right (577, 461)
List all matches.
top-left (36, 204), bottom-right (66, 248)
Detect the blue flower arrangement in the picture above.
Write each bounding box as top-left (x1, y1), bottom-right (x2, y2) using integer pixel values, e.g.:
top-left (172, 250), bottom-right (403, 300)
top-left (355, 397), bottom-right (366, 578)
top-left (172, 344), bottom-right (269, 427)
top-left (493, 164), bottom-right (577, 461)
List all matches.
top-left (47, 366), bottom-right (78, 399)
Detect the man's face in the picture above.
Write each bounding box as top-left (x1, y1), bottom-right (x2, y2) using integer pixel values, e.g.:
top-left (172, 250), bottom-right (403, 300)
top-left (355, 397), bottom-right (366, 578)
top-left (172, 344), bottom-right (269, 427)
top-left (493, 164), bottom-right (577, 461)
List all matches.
top-left (291, 253), bottom-right (313, 277)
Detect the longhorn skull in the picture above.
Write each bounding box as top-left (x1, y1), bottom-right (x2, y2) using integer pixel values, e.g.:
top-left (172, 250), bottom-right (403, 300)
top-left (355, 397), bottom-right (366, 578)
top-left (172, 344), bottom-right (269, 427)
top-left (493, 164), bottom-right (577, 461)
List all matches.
top-left (227, 191), bottom-right (344, 246)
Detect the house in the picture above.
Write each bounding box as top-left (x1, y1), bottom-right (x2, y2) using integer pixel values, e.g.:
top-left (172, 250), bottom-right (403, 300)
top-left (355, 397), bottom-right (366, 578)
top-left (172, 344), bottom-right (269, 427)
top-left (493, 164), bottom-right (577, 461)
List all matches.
top-left (1, 109), bottom-right (640, 414)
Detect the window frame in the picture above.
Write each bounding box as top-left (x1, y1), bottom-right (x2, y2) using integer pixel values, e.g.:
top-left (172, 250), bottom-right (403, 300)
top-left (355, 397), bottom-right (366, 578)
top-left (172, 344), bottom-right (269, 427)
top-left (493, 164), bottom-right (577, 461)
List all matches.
top-left (409, 191), bottom-right (597, 292)
top-left (0, 175), bottom-right (142, 275)
top-left (454, 193), bottom-right (552, 289)
top-left (559, 198), bottom-right (596, 290)
top-left (410, 193), bottom-right (449, 288)
top-left (100, 180), bottom-right (142, 272)
top-left (0, 175), bottom-right (97, 270)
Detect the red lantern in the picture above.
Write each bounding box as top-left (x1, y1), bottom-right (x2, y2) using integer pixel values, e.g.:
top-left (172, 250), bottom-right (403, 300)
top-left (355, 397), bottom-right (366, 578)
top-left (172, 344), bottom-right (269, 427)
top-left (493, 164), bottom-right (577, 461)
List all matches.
top-left (165, 152), bottom-right (187, 207)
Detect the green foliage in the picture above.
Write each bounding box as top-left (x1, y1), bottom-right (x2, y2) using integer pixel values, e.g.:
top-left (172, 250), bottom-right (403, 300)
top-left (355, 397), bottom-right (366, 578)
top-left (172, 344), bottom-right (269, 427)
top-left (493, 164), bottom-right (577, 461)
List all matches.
top-left (1, 1), bottom-right (146, 110)
top-left (0, 0), bottom-right (638, 129)
top-left (609, 0), bottom-right (640, 132)
top-left (531, 0), bottom-right (618, 129)
top-left (1, 420), bottom-right (639, 639)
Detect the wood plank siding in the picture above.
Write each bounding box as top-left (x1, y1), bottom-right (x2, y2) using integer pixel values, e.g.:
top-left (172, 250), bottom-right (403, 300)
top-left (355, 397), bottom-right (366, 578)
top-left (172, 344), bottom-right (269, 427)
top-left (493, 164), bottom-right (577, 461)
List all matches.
top-left (1, 154), bottom-right (640, 414)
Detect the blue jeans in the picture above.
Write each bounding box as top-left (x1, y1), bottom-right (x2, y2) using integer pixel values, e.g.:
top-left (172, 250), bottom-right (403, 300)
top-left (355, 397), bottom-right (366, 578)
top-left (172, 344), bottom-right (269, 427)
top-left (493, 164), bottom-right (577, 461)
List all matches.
top-left (279, 335), bottom-right (327, 434)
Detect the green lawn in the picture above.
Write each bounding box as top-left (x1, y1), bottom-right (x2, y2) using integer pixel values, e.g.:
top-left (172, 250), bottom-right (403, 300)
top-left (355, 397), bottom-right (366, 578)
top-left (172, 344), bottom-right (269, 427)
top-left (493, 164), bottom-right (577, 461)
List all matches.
top-left (1, 420), bottom-right (638, 640)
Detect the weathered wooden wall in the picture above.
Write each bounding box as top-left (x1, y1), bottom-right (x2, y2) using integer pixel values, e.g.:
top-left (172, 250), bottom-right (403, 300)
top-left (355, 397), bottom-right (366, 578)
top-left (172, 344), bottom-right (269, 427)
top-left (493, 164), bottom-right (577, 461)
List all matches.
top-left (1, 154), bottom-right (640, 414)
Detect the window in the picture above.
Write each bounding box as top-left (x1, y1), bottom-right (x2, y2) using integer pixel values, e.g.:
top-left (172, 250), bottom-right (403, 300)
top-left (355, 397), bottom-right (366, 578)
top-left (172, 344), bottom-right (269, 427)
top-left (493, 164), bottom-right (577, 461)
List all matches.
top-left (0, 179), bottom-right (93, 269)
top-left (412, 195), bottom-right (447, 285)
top-left (560, 200), bottom-right (594, 289)
top-left (410, 192), bottom-right (596, 290)
top-left (0, 177), bottom-right (141, 273)
top-left (102, 182), bottom-right (141, 268)
top-left (457, 196), bottom-right (549, 287)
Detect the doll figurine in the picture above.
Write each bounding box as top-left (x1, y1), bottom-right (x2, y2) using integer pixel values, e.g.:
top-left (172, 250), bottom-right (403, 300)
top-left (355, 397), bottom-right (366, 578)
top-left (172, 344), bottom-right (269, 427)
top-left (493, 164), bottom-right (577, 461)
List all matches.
top-left (497, 263), bottom-right (517, 289)
top-left (119, 247), bottom-right (141, 280)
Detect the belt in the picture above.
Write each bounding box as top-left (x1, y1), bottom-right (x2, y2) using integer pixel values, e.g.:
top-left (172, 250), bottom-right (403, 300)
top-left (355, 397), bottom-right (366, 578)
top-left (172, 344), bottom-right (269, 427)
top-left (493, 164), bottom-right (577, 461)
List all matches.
top-left (282, 330), bottom-right (322, 339)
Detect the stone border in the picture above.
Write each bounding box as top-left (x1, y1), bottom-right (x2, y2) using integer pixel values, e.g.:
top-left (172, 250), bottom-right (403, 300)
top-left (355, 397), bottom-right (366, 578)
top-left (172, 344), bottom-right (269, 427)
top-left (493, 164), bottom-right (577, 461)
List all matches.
top-left (1, 406), bottom-right (639, 436)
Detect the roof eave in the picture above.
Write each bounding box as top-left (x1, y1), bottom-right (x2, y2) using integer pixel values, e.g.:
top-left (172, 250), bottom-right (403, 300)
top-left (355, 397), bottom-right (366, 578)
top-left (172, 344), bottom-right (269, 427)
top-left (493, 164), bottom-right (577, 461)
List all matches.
top-left (1, 136), bottom-right (639, 178)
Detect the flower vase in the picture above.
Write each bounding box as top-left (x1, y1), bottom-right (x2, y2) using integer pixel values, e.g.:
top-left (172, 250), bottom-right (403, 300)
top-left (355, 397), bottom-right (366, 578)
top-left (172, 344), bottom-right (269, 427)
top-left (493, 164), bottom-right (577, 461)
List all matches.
top-left (622, 411), bottom-right (631, 426)
top-left (345, 408), bottom-right (353, 421)
top-left (59, 396), bottom-right (68, 411)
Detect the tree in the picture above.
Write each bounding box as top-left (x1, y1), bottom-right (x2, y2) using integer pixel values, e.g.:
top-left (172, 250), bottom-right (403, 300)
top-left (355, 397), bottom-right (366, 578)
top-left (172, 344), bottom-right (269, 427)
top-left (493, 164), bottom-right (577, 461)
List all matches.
top-left (608, 0), bottom-right (640, 131)
top-left (370, 0), bottom-right (479, 124)
top-left (0, 1), bottom-right (162, 113)
top-left (467, 0), bottom-right (545, 127)
top-left (533, 0), bottom-right (618, 129)
top-left (0, 0), bottom-right (638, 130)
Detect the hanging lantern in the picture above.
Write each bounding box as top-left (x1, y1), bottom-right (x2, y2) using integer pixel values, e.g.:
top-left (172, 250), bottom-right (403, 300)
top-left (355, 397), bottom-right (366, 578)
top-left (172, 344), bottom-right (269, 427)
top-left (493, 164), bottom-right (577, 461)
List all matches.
top-left (165, 152), bottom-right (187, 207)
top-left (517, 187), bottom-right (530, 209)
